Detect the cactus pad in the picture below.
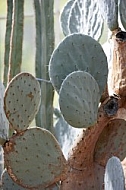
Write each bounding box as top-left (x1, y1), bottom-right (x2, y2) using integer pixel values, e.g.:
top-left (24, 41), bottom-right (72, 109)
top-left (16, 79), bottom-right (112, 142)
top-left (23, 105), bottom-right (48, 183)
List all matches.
top-left (60, 0), bottom-right (74, 36)
top-left (94, 119), bottom-right (126, 165)
top-left (4, 127), bottom-right (67, 189)
top-left (97, 0), bottom-right (118, 31)
top-left (104, 156), bottom-right (125, 190)
top-left (68, 0), bottom-right (103, 40)
top-left (119, 0), bottom-right (126, 30)
top-left (0, 82), bottom-right (9, 145)
top-left (2, 169), bottom-right (25, 190)
top-left (4, 72), bottom-right (41, 132)
top-left (59, 71), bottom-right (100, 128)
top-left (49, 33), bottom-right (108, 95)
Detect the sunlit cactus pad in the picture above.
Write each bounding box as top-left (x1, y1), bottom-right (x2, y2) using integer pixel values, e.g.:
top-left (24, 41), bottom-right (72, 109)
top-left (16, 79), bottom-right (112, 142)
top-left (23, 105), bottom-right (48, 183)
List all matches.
top-left (59, 71), bottom-right (100, 128)
top-left (49, 33), bottom-right (108, 95)
top-left (0, 82), bottom-right (9, 145)
top-left (2, 169), bottom-right (25, 190)
top-left (3, 127), bottom-right (67, 189)
top-left (4, 72), bottom-right (41, 132)
top-left (104, 156), bottom-right (125, 190)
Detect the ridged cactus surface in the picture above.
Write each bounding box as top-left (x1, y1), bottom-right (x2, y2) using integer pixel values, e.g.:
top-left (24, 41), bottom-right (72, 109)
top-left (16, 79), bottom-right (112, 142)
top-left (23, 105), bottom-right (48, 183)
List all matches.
top-left (104, 156), bottom-right (125, 190)
top-left (3, 127), bottom-right (67, 189)
top-left (0, 82), bottom-right (9, 145)
top-left (60, 0), bottom-right (103, 40)
top-left (119, 0), bottom-right (126, 30)
top-left (4, 72), bottom-right (41, 132)
top-left (97, 0), bottom-right (118, 31)
top-left (59, 71), bottom-right (100, 128)
top-left (49, 33), bottom-right (108, 95)
top-left (60, 0), bottom-right (74, 36)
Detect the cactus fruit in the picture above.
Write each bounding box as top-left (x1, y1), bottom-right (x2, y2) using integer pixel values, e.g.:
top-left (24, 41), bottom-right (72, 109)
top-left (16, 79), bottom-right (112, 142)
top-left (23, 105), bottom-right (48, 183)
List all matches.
top-left (104, 156), bottom-right (125, 190)
top-left (4, 72), bottom-right (41, 132)
top-left (97, 0), bottom-right (118, 31)
top-left (0, 82), bottom-right (9, 145)
top-left (59, 71), bottom-right (100, 128)
top-left (3, 127), bottom-right (67, 189)
top-left (49, 33), bottom-right (108, 95)
top-left (94, 119), bottom-right (126, 166)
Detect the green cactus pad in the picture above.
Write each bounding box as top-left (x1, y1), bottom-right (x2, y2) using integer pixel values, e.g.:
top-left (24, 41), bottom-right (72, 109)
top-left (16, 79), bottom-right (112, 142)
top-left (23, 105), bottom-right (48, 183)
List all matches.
top-left (2, 169), bottom-right (25, 190)
top-left (4, 127), bottom-right (67, 189)
top-left (94, 119), bottom-right (126, 165)
top-left (0, 82), bottom-right (9, 145)
top-left (68, 0), bottom-right (103, 40)
top-left (59, 71), bottom-right (100, 128)
top-left (104, 156), bottom-right (125, 190)
top-left (119, 0), bottom-right (126, 30)
top-left (97, 0), bottom-right (118, 31)
top-left (49, 33), bottom-right (108, 95)
top-left (4, 72), bottom-right (41, 132)
top-left (60, 0), bottom-right (74, 36)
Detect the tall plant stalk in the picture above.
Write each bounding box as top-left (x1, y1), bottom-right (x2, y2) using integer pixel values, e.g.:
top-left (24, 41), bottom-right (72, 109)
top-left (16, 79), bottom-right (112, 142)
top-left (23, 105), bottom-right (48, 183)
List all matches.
top-left (34, 0), bottom-right (55, 133)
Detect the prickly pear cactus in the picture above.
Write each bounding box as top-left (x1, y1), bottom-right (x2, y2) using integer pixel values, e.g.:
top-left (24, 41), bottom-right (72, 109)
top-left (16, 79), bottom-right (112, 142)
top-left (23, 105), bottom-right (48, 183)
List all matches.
top-left (119, 0), bottom-right (126, 30)
top-left (4, 72), bottom-right (41, 132)
top-left (49, 33), bottom-right (108, 95)
top-left (54, 108), bottom-right (83, 159)
top-left (0, 146), bottom-right (4, 186)
top-left (104, 156), bottom-right (125, 190)
top-left (0, 82), bottom-right (9, 145)
top-left (59, 71), bottom-right (100, 128)
top-left (2, 169), bottom-right (25, 190)
top-left (60, 0), bottom-right (103, 40)
top-left (60, 0), bottom-right (74, 36)
top-left (97, 0), bottom-right (118, 31)
top-left (3, 127), bottom-right (67, 189)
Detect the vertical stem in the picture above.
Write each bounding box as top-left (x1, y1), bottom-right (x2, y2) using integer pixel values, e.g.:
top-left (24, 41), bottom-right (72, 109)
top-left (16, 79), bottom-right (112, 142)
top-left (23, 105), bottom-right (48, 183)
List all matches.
top-left (3, 0), bottom-right (13, 87)
top-left (34, 0), bottom-right (55, 133)
top-left (8, 0), bottom-right (24, 82)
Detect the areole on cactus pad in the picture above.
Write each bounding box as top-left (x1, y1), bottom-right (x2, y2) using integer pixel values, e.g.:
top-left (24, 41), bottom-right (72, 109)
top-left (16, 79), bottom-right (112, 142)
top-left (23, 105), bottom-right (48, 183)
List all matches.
top-left (4, 72), bottom-right (41, 132)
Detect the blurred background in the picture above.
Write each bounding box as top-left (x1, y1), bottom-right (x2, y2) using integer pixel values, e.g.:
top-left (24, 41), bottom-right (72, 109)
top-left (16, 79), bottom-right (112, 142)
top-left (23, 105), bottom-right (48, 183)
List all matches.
top-left (0, 0), bottom-right (69, 80)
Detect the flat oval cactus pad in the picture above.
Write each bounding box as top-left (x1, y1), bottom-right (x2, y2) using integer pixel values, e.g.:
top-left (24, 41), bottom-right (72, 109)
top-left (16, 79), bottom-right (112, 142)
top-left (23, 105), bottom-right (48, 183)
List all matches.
top-left (49, 33), bottom-right (108, 95)
top-left (3, 127), bottom-right (67, 189)
top-left (59, 71), bottom-right (100, 128)
top-left (4, 72), bottom-right (41, 132)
